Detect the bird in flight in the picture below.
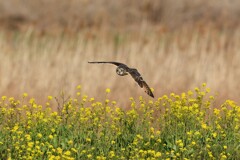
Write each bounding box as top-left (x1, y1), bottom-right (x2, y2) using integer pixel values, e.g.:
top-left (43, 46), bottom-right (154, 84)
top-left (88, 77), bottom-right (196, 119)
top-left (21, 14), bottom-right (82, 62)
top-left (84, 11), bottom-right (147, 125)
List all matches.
top-left (88, 61), bottom-right (154, 98)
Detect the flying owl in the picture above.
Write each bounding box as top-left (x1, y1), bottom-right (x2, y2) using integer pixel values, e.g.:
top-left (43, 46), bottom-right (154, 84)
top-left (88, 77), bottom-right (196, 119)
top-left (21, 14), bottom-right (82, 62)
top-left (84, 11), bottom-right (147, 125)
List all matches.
top-left (88, 61), bottom-right (154, 98)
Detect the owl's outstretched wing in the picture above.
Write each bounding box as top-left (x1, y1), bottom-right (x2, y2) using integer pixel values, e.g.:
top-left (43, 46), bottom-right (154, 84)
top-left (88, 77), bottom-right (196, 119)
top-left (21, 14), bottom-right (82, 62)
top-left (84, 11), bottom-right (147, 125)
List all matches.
top-left (88, 61), bottom-right (154, 98)
top-left (88, 61), bottom-right (126, 67)
top-left (128, 68), bottom-right (154, 98)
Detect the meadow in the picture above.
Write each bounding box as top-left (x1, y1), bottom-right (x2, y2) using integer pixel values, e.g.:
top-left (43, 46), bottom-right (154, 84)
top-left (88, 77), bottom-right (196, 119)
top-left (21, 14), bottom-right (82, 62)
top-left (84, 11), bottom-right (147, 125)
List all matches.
top-left (1, 5), bottom-right (240, 158)
top-left (0, 1), bottom-right (240, 159)
top-left (0, 83), bottom-right (239, 159)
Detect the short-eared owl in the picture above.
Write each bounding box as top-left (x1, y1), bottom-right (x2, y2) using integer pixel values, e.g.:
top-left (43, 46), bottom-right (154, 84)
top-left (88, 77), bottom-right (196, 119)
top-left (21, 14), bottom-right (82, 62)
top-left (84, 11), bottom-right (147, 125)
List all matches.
top-left (88, 61), bottom-right (154, 98)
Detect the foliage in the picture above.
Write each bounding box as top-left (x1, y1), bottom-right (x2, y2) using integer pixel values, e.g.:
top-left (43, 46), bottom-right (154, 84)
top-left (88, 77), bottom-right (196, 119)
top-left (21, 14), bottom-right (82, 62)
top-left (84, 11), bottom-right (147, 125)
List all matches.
top-left (0, 84), bottom-right (239, 159)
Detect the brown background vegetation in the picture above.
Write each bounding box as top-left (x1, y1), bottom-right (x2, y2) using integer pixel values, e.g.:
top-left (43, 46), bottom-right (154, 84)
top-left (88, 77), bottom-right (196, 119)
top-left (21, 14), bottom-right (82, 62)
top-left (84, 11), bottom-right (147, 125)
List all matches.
top-left (0, 0), bottom-right (240, 32)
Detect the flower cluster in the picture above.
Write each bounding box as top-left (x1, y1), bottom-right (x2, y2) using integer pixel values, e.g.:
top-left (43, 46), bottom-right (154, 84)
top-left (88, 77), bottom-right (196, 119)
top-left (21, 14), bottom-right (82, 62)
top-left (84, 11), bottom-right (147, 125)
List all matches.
top-left (0, 84), bottom-right (239, 159)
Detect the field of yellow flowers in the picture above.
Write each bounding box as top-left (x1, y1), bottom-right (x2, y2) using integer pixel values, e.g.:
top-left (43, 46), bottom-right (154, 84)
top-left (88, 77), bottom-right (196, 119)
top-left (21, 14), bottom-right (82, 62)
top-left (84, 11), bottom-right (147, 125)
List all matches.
top-left (0, 84), bottom-right (239, 159)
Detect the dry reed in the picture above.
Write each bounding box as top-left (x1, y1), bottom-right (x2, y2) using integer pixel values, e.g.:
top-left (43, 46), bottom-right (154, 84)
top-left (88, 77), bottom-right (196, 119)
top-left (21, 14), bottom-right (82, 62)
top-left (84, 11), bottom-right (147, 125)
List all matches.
top-left (0, 28), bottom-right (239, 107)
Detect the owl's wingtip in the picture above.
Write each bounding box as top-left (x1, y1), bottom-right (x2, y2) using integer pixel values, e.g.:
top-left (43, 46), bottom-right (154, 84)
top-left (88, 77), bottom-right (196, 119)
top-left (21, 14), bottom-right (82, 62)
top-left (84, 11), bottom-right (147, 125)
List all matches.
top-left (146, 92), bottom-right (154, 98)
top-left (150, 94), bottom-right (154, 98)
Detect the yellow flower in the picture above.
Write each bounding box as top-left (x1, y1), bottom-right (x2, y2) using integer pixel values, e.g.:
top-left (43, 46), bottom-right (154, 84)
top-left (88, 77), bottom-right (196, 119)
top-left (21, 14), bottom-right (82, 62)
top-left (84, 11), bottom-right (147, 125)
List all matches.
top-left (76, 85), bottom-right (81, 89)
top-left (82, 95), bottom-right (88, 102)
top-left (48, 96), bottom-right (53, 100)
top-left (195, 87), bottom-right (199, 92)
top-left (25, 134), bottom-right (32, 141)
top-left (187, 90), bottom-right (193, 96)
top-left (9, 97), bottom-right (15, 102)
top-left (136, 134), bottom-right (143, 140)
top-left (49, 155), bottom-right (56, 160)
top-left (221, 154), bottom-right (227, 160)
top-left (29, 98), bottom-right (35, 104)
top-left (155, 152), bottom-right (162, 157)
top-left (64, 150), bottom-right (71, 156)
top-left (1, 96), bottom-right (7, 101)
top-left (176, 140), bottom-right (184, 148)
top-left (87, 154), bottom-right (92, 158)
top-left (214, 108), bottom-right (220, 116)
top-left (201, 123), bottom-right (208, 129)
top-left (11, 125), bottom-right (19, 132)
top-left (27, 147), bottom-right (32, 152)
top-left (86, 138), bottom-right (91, 142)
top-left (28, 142), bottom-right (34, 148)
top-left (109, 151), bottom-right (115, 158)
top-left (179, 142), bottom-right (184, 148)
top-left (187, 131), bottom-right (193, 136)
top-left (209, 96), bottom-right (214, 100)
top-left (81, 150), bottom-right (86, 154)
top-left (206, 88), bottom-right (210, 93)
top-left (96, 156), bottom-right (106, 160)
top-left (105, 88), bottom-right (111, 93)
top-left (71, 148), bottom-right (77, 153)
top-left (36, 145), bottom-right (40, 150)
top-left (206, 144), bottom-right (211, 148)
top-left (23, 93), bottom-right (28, 98)
top-left (51, 112), bottom-right (58, 117)
top-left (147, 149), bottom-right (155, 155)
top-left (55, 156), bottom-right (61, 160)
top-left (68, 140), bottom-right (73, 145)
top-left (57, 148), bottom-right (62, 154)
top-left (212, 132), bottom-right (217, 138)
top-left (49, 135), bottom-right (53, 139)
top-left (208, 151), bottom-right (213, 158)
top-left (150, 88), bottom-right (154, 92)
top-left (156, 131), bottom-right (161, 135)
top-left (129, 97), bottom-right (134, 101)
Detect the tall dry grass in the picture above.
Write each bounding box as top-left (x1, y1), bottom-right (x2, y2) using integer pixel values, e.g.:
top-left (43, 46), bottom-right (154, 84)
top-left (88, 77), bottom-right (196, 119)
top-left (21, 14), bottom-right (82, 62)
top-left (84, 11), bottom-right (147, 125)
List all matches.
top-left (0, 27), bottom-right (239, 106)
top-left (0, 0), bottom-right (240, 32)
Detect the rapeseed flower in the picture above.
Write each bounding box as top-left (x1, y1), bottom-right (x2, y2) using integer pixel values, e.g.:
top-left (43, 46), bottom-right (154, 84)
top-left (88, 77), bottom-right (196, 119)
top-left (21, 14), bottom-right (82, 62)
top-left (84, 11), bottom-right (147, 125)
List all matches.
top-left (68, 140), bottom-right (73, 145)
top-left (76, 85), bottom-right (81, 89)
top-left (109, 151), bottom-right (115, 158)
top-left (22, 93), bottom-right (28, 98)
top-left (48, 135), bottom-right (53, 139)
top-left (1, 96), bottom-right (7, 101)
top-left (47, 96), bottom-right (53, 100)
top-left (64, 150), bottom-right (71, 156)
top-left (201, 123), bottom-right (208, 129)
top-left (105, 88), bottom-right (111, 93)
top-left (0, 85), bottom-right (239, 159)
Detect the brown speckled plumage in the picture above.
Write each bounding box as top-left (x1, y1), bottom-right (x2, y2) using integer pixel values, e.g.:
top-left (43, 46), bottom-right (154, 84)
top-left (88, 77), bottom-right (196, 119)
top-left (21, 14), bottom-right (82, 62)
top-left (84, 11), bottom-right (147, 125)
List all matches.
top-left (88, 61), bottom-right (154, 98)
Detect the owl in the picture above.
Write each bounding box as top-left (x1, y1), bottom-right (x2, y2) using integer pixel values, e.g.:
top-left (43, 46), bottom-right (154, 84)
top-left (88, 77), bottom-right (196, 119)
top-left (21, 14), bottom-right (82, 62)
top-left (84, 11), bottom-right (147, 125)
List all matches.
top-left (88, 61), bottom-right (154, 98)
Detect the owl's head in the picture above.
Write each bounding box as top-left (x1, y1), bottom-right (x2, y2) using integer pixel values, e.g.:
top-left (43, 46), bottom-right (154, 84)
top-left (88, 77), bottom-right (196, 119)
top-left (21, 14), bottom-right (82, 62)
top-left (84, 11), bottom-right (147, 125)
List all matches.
top-left (116, 67), bottom-right (128, 76)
